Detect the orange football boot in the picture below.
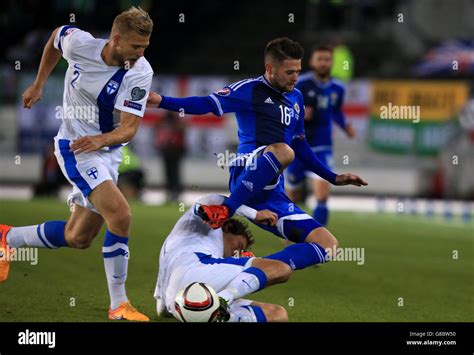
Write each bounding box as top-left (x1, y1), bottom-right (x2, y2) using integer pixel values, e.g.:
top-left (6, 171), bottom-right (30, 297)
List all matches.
top-left (108, 301), bottom-right (150, 322)
top-left (0, 224), bottom-right (13, 282)
top-left (197, 205), bottom-right (230, 229)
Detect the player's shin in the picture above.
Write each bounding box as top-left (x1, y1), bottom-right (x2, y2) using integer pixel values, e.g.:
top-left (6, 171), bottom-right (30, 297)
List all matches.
top-left (102, 230), bottom-right (129, 309)
top-left (6, 221), bottom-right (68, 249)
top-left (265, 242), bottom-right (328, 270)
top-left (225, 152), bottom-right (282, 215)
top-left (217, 267), bottom-right (268, 304)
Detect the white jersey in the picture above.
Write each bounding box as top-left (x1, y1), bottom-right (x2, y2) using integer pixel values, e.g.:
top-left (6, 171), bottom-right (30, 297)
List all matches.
top-left (154, 194), bottom-right (257, 315)
top-left (160, 194), bottom-right (258, 261)
top-left (53, 25), bottom-right (153, 142)
top-left (160, 194), bottom-right (227, 261)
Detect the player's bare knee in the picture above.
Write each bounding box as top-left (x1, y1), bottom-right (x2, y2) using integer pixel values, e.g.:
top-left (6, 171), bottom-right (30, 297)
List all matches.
top-left (107, 212), bottom-right (132, 236)
top-left (274, 260), bottom-right (292, 283)
top-left (316, 234), bottom-right (338, 251)
top-left (264, 304), bottom-right (288, 322)
top-left (306, 228), bottom-right (338, 250)
top-left (65, 230), bottom-right (94, 249)
top-left (103, 204), bottom-right (132, 235)
top-left (252, 258), bottom-right (292, 284)
top-left (265, 143), bottom-right (294, 168)
top-left (273, 305), bottom-right (288, 322)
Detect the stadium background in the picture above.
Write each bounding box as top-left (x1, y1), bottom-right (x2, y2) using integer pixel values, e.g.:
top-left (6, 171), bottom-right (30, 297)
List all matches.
top-left (0, 0), bottom-right (472, 322)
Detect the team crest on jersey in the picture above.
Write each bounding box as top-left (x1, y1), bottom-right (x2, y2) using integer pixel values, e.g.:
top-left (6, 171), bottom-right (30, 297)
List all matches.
top-left (331, 92), bottom-right (338, 105)
top-left (216, 87), bottom-right (231, 96)
top-left (106, 80), bottom-right (119, 95)
top-left (293, 102), bottom-right (300, 114)
top-left (86, 167), bottom-right (98, 180)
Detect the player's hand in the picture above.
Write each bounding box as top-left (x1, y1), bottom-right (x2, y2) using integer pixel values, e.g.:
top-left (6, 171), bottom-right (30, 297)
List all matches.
top-left (255, 210), bottom-right (278, 226)
top-left (334, 173), bottom-right (368, 187)
top-left (147, 92), bottom-right (162, 108)
top-left (70, 135), bottom-right (106, 154)
top-left (22, 84), bottom-right (43, 109)
top-left (345, 124), bottom-right (356, 138)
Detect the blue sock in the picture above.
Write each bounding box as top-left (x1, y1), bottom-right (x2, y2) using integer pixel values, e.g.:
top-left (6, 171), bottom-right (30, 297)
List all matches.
top-left (43, 221), bottom-right (68, 248)
top-left (225, 152), bottom-right (281, 215)
top-left (265, 242), bottom-right (328, 270)
top-left (6, 221), bottom-right (67, 248)
top-left (313, 200), bottom-right (329, 226)
top-left (244, 305), bottom-right (267, 323)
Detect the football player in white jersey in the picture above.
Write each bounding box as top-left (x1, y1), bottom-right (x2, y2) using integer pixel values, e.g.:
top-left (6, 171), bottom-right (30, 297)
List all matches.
top-left (0, 7), bottom-right (153, 321)
top-left (155, 194), bottom-right (329, 322)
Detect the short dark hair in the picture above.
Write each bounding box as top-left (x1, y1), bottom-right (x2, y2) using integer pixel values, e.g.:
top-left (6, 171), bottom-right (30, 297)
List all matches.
top-left (264, 37), bottom-right (304, 64)
top-left (312, 44), bottom-right (333, 54)
top-left (222, 219), bottom-right (254, 250)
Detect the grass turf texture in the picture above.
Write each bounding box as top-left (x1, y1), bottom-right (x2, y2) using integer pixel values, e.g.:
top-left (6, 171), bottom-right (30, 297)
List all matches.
top-left (0, 198), bottom-right (472, 322)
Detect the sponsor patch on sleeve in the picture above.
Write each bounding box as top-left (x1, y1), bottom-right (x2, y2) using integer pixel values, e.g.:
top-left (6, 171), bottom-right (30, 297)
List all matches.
top-left (124, 100), bottom-right (143, 111)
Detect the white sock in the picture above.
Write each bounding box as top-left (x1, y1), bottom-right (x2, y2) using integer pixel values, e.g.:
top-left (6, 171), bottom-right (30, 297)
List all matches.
top-left (217, 268), bottom-right (266, 304)
top-left (103, 239), bottom-right (129, 310)
top-left (6, 225), bottom-right (50, 248)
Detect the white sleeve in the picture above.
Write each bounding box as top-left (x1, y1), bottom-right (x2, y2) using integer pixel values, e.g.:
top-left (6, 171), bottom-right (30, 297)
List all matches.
top-left (196, 194), bottom-right (226, 206)
top-left (235, 205), bottom-right (258, 220)
top-left (53, 25), bottom-right (91, 61)
top-left (193, 194), bottom-right (258, 221)
top-left (114, 69), bottom-right (153, 118)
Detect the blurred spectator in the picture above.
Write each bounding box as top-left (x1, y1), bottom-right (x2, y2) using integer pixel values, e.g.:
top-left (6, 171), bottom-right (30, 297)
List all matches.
top-left (34, 143), bottom-right (67, 197)
top-left (118, 145), bottom-right (145, 201)
top-left (330, 37), bottom-right (354, 82)
top-left (154, 111), bottom-right (186, 202)
top-left (438, 98), bottom-right (474, 199)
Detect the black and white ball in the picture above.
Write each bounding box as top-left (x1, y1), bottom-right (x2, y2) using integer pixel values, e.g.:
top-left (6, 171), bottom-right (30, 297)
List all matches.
top-left (174, 282), bottom-right (220, 322)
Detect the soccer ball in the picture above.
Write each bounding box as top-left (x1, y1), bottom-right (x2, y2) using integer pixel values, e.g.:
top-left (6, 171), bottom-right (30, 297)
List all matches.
top-left (174, 282), bottom-right (221, 322)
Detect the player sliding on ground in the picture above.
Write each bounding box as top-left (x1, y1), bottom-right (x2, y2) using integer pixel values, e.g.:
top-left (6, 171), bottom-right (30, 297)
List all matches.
top-left (0, 7), bottom-right (153, 321)
top-left (147, 37), bottom-right (367, 266)
top-left (155, 194), bottom-right (330, 322)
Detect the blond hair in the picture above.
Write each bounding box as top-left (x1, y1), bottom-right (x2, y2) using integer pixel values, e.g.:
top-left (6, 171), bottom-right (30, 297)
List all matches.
top-left (112, 6), bottom-right (153, 36)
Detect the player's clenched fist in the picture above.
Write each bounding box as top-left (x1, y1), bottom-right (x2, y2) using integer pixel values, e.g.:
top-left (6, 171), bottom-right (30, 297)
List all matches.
top-left (255, 209), bottom-right (278, 226)
top-left (146, 91), bottom-right (162, 107)
top-left (22, 84), bottom-right (43, 109)
top-left (335, 173), bottom-right (368, 187)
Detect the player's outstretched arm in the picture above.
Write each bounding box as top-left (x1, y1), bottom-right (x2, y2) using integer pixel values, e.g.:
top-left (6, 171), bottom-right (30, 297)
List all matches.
top-left (22, 27), bottom-right (62, 109)
top-left (147, 91), bottom-right (220, 116)
top-left (291, 135), bottom-right (367, 187)
top-left (70, 112), bottom-right (140, 154)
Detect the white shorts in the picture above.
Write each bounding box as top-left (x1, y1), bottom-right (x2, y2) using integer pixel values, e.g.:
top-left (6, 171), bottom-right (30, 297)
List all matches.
top-left (54, 137), bottom-right (122, 214)
top-left (155, 252), bottom-right (254, 317)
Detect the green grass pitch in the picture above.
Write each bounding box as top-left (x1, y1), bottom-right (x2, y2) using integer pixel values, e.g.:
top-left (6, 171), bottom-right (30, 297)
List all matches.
top-left (0, 198), bottom-right (472, 322)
